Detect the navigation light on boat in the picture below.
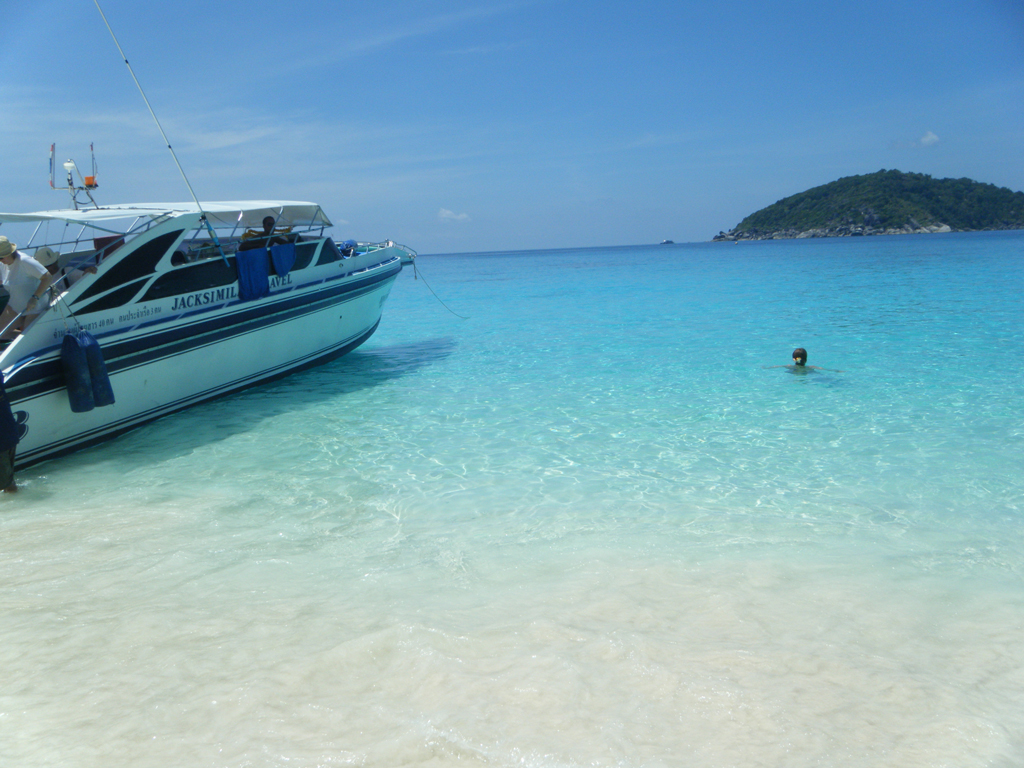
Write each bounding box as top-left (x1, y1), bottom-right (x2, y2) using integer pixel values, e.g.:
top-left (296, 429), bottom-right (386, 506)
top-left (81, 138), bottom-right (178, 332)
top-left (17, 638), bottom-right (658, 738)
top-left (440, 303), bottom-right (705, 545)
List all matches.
top-left (50, 143), bottom-right (99, 209)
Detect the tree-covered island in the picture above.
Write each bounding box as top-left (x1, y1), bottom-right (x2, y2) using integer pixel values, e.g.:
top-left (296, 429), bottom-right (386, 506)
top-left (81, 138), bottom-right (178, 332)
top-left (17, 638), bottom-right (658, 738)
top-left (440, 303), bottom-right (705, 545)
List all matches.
top-left (713, 170), bottom-right (1024, 241)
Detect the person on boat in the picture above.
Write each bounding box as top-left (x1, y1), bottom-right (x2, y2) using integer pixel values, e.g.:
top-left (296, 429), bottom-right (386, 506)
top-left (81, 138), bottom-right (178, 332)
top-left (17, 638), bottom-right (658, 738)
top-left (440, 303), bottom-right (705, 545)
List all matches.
top-left (766, 348), bottom-right (843, 372)
top-left (34, 246), bottom-right (97, 287)
top-left (0, 237), bottom-right (55, 340)
top-left (238, 216), bottom-right (290, 251)
top-left (0, 372), bottom-right (20, 493)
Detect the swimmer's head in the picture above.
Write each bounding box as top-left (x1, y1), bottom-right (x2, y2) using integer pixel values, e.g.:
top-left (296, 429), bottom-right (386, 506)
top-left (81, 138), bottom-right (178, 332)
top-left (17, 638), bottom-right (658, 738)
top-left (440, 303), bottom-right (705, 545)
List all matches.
top-left (792, 348), bottom-right (807, 366)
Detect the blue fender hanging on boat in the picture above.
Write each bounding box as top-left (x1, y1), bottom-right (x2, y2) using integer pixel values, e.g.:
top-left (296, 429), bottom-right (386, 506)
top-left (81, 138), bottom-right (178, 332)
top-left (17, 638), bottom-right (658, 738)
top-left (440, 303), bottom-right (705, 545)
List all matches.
top-left (83, 332), bottom-right (115, 407)
top-left (61, 334), bottom-right (94, 413)
top-left (60, 331), bottom-right (115, 413)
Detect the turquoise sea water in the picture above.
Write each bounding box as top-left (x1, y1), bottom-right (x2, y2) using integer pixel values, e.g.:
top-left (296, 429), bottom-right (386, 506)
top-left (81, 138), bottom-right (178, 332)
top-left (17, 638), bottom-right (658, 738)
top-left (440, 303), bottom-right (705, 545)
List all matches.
top-left (2, 232), bottom-right (1023, 767)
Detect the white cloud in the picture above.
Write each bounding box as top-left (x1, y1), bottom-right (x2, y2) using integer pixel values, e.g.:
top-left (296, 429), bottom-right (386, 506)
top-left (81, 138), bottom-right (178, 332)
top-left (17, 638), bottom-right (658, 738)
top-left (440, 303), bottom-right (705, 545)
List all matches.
top-left (443, 39), bottom-right (532, 56)
top-left (919, 130), bottom-right (940, 146)
top-left (286, 2), bottom-right (533, 72)
top-left (439, 208), bottom-right (470, 222)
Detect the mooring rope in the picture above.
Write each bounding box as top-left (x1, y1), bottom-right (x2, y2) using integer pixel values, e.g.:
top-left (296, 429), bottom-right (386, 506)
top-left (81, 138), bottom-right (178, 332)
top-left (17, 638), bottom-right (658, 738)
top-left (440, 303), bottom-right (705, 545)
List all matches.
top-left (412, 260), bottom-right (468, 320)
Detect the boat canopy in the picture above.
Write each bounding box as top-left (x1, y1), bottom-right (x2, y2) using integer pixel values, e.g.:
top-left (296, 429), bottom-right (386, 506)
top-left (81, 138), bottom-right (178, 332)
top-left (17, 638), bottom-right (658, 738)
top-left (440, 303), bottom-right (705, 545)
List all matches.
top-left (0, 201), bottom-right (332, 229)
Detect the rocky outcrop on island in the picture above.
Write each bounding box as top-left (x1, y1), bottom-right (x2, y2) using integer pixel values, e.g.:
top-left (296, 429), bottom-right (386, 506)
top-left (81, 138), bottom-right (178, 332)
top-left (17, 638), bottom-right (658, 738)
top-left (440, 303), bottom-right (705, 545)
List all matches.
top-left (713, 170), bottom-right (1024, 241)
top-left (715, 222), bottom-right (954, 241)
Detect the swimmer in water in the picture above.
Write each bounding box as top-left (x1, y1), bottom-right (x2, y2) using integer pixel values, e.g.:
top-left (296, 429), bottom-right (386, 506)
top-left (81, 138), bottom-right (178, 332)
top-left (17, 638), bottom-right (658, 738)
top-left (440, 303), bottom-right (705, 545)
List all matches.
top-left (791, 348), bottom-right (817, 369)
top-left (766, 348), bottom-right (843, 372)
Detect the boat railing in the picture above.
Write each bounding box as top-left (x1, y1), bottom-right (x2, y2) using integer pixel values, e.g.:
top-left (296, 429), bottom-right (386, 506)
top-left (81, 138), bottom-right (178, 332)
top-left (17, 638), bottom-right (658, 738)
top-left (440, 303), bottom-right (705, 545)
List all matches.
top-left (20, 211), bottom-right (168, 261)
top-left (355, 240), bottom-right (417, 260)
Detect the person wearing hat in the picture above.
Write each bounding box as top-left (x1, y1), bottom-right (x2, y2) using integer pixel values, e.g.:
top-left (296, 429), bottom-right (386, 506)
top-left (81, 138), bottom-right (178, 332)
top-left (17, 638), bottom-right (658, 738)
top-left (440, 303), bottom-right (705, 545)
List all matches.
top-left (0, 236), bottom-right (55, 340)
top-left (35, 245), bottom-right (97, 287)
top-left (32, 246), bottom-right (61, 270)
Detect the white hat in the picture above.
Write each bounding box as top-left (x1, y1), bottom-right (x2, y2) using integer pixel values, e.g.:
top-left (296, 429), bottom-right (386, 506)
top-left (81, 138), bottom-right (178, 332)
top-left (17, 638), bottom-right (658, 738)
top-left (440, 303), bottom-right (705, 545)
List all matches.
top-left (0, 236), bottom-right (17, 259)
top-left (35, 246), bottom-right (61, 267)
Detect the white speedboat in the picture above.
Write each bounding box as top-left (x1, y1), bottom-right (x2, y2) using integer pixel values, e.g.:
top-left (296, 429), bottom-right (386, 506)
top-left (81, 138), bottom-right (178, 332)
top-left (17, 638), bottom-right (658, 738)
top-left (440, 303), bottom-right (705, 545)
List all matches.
top-left (0, 201), bottom-right (413, 467)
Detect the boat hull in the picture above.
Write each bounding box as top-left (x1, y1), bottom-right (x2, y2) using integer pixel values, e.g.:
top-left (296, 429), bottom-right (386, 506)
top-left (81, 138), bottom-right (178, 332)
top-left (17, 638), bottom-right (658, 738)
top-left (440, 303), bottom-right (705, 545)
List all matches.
top-left (8, 263), bottom-right (400, 468)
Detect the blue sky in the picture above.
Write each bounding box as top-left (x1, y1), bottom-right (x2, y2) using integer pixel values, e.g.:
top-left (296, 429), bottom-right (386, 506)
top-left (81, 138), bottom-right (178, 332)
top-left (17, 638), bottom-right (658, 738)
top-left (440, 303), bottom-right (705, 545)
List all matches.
top-left (3, 0), bottom-right (1022, 253)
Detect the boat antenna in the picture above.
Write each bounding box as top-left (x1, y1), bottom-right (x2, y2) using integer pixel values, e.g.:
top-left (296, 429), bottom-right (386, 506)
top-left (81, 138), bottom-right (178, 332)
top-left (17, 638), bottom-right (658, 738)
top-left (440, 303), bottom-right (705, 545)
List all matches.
top-left (92, 0), bottom-right (227, 259)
